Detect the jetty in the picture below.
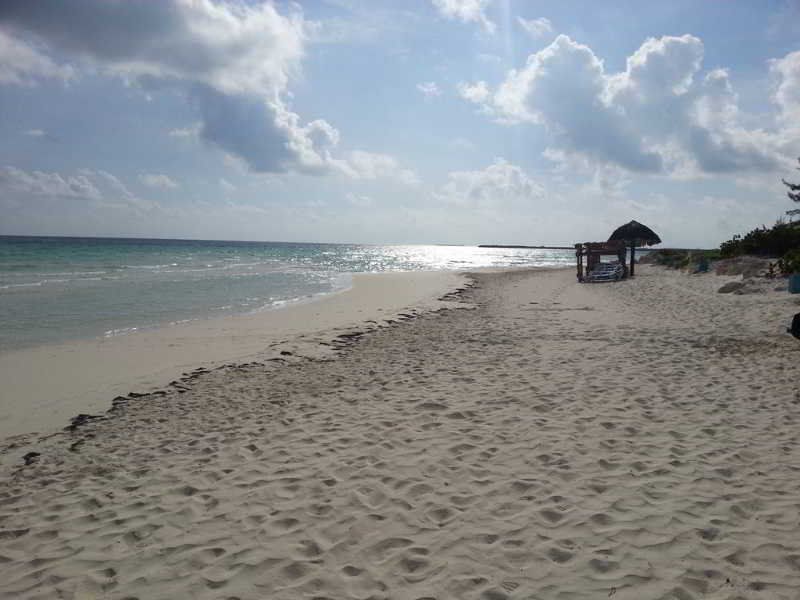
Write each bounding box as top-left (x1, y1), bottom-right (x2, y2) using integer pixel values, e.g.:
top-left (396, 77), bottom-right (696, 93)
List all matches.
top-left (478, 244), bottom-right (574, 250)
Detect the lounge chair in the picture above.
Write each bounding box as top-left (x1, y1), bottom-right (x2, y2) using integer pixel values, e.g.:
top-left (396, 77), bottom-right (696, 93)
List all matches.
top-left (583, 262), bottom-right (624, 283)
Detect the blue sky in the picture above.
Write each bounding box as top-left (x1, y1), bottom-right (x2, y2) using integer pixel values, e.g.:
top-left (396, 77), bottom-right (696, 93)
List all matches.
top-left (1, 0), bottom-right (799, 246)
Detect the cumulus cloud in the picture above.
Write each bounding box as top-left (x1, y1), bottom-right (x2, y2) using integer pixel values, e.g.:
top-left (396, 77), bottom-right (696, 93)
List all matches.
top-left (342, 151), bottom-right (420, 186)
top-left (0, 1), bottom-right (302, 95)
top-left (492, 34), bottom-right (664, 171)
top-left (434, 159), bottom-right (544, 208)
top-left (458, 80), bottom-right (490, 104)
top-left (416, 81), bottom-right (441, 99)
top-left (139, 173), bottom-right (179, 189)
top-left (517, 17), bottom-right (552, 39)
top-left (770, 50), bottom-right (800, 128)
top-left (466, 33), bottom-right (792, 177)
top-left (0, 1), bottom-right (355, 177)
top-left (432, 0), bottom-right (495, 34)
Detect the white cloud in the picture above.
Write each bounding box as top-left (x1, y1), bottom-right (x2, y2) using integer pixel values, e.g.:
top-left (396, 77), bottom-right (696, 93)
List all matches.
top-left (543, 148), bottom-right (632, 197)
top-left (219, 178), bottom-right (237, 192)
top-left (434, 158), bottom-right (544, 208)
top-left (1, 2), bottom-right (304, 97)
top-left (517, 17), bottom-right (552, 39)
top-left (0, 166), bottom-right (171, 235)
top-left (0, 165), bottom-right (100, 199)
top-left (458, 80), bottom-right (490, 104)
top-left (467, 33), bottom-right (793, 177)
top-left (0, 2), bottom-right (346, 176)
top-left (23, 128), bottom-right (45, 137)
top-left (86, 169), bottom-right (155, 211)
top-left (0, 29), bottom-right (74, 86)
top-left (0, 3), bottom-right (440, 184)
top-left (416, 81), bottom-right (441, 99)
top-left (342, 151), bottom-right (420, 185)
top-left (770, 50), bottom-right (800, 128)
top-left (139, 173), bottom-right (179, 189)
top-left (432, 0), bottom-right (495, 34)
top-left (168, 124), bottom-right (201, 139)
top-left (0, 165), bottom-right (155, 213)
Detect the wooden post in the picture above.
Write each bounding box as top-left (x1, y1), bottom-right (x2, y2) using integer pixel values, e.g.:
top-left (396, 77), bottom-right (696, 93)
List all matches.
top-left (575, 244), bottom-right (583, 281)
top-left (629, 243), bottom-right (636, 277)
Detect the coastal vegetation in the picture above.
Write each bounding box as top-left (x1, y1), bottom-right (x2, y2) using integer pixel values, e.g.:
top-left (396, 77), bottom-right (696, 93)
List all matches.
top-left (782, 157), bottom-right (800, 219)
top-left (718, 220), bottom-right (800, 259)
top-left (645, 222), bottom-right (800, 276)
top-left (777, 248), bottom-right (800, 276)
top-left (648, 161), bottom-right (800, 275)
top-left (717, 158), bottom-right (800, 260)
top-left (713, 161), bottom-right (800, 274)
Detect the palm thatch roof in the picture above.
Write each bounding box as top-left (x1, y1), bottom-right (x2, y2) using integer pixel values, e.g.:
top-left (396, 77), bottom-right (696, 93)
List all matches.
top-left (608, 220), bottom-right (661, 247)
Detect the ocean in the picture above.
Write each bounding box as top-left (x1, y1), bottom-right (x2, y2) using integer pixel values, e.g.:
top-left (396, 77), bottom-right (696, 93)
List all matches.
top-left (0, 236), bottom-right (575, 352)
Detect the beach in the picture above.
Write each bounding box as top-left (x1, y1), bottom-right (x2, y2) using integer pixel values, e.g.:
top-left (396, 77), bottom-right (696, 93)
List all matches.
top-left (2, 265), bottom-right (800, 599)
top-left (0, 270), bottom-right (465, 440)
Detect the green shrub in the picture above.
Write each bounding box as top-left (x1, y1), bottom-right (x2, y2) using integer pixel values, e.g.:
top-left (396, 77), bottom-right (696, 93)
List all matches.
top-left (645, 249), bottom-right (686, 268)
top-left (701, 249), bottom-right (722, 261)
top-left (644, 249), bottom-right (715, 270)
top-left (719, 221), bottom-right (800, 258)
top-left (777, 249), bottom-right (800, 275)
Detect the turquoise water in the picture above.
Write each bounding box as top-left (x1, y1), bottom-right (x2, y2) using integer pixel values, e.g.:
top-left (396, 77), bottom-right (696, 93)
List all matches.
top-left (0, 236), bottom-right (574, 351)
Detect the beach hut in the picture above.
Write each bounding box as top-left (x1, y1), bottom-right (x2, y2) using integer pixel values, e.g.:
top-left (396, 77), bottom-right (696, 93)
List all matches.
top-left (607, 220), bottom-right (661, 277)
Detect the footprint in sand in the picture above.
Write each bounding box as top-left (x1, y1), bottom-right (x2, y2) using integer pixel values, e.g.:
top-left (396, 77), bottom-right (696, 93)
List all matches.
top-left (540, 508), bottom-right (565, 523)
top-left (427, 506), bottom-right (455, 525)
top-left (369, 537), bottom-right (414, 562)
top-left (588, 558), bottom-right (618, 573)
top-left (268, 517), bottom-right (301, 533)
top-left (547, 546), bottom-right (574, 564)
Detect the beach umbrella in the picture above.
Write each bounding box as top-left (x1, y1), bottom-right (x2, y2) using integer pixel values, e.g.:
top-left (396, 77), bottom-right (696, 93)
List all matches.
top-left (607, 220), bottom-right (661, 276)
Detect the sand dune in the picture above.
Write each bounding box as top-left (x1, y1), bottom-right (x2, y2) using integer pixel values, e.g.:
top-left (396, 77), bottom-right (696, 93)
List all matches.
top-left (2, 266), bottom-right (800, 599)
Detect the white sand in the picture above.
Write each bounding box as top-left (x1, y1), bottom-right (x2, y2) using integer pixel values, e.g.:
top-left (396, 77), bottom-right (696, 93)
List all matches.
top-left (0, 270), bottom-right (465, 440)
top-left (2, 265), bottom-right (800, 599)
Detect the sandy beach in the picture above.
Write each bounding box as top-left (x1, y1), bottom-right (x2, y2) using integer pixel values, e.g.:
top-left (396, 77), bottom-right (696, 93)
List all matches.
top-left (0, 270), bottom-right (465, 440)
top-left (2, 265), bottom-right (800, 599)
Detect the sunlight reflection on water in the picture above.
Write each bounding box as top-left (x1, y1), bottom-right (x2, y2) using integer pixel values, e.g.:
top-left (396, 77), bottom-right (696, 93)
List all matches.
top-left (0, 237), bottom-right (575, 350)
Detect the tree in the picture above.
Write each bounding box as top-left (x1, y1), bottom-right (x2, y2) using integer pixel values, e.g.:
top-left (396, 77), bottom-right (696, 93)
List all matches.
top-left (783, 157), bottom-right (800, 218)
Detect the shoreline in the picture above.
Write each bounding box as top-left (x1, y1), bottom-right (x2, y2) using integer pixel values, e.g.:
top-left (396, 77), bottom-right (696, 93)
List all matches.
top-left (0, 269), bottom-right (469, 442)
top-left (0, 277), bottom-right (355, 355)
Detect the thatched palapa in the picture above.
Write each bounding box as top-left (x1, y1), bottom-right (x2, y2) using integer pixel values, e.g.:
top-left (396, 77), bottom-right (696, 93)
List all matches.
top-left (608, 220), bottom-right (662, 247)
top-left (607, 220), bottom-right (661, 277)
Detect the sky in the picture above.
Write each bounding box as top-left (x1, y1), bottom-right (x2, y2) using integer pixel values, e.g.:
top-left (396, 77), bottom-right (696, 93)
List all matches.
top-left (1, 0), bottom-right (799, 247)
